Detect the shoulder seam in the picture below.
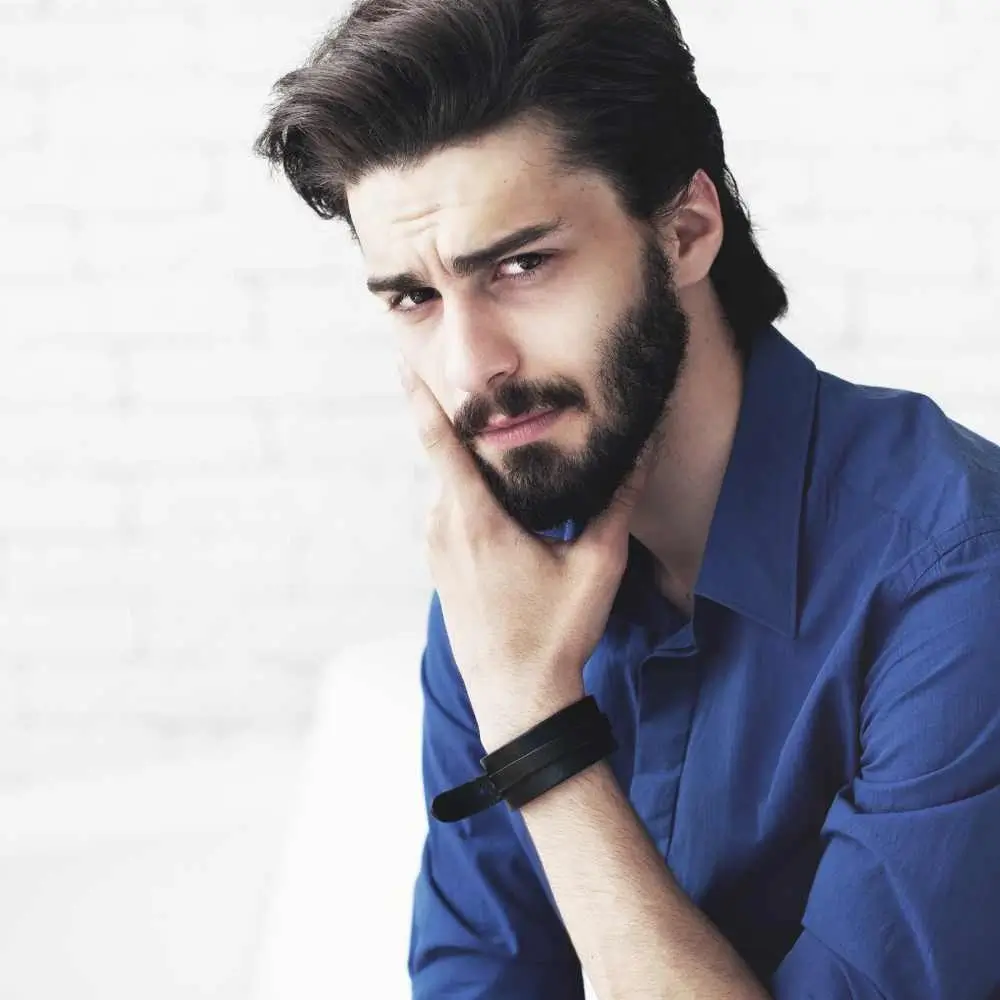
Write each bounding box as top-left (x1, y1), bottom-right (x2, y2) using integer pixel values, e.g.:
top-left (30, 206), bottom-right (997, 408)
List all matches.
top-left (902, 524), bottom-right (1000, 600)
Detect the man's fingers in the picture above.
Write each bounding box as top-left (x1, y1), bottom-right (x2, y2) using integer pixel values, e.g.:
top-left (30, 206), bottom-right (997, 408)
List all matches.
top-left (616, 456), bottom-right (652, 509)
top-left (579, 447), bottom-right (653, 554)
top-left (608, 443), bottom-right (654, 514)
top-left (398, 358), bottom-right (490, 503)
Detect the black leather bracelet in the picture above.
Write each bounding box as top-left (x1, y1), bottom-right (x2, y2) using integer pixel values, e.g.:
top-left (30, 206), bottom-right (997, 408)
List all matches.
top-left (503, 731), bottom-right (615, 810)
top-left (430, 695), bottom-right (617, 824)
top-left (489, 714), bottom-right (612, 797)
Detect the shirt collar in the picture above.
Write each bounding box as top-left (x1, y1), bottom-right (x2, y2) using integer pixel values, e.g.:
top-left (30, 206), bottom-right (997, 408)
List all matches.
top-left (548, 324), bottom-right (818, 639)
top-left (691, 324), bottom-right (818, 637)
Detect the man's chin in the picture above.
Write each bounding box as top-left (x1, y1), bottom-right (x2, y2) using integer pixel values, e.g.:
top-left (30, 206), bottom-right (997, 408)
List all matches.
top-left (502, 504), bottom-right (568, 535)
top-left (500, 484), bottom-right (622, 536)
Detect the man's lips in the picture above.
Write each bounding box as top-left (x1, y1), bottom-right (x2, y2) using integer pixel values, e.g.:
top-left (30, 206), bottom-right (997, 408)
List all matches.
top-left (476, 408), bottom-right (563, 446)
top-left (483, 408), bottom-right (557, 432)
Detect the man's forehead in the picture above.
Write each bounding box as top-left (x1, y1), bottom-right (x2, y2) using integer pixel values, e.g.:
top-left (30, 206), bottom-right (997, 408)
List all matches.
top-left (349, 146), bottom-right (565, 247)
top-left (350, 185), bottom-right (582, 289)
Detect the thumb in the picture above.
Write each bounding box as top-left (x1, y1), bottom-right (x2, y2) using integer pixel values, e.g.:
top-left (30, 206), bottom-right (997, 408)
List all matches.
top-left (580, 450), bottom-right (653, 552)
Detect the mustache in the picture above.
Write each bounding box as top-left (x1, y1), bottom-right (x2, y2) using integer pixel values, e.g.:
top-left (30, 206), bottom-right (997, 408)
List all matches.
top-left (457, 383), bottom-right (585, 439)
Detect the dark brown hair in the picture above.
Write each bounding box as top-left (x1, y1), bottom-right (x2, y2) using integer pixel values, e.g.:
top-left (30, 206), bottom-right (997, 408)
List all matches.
top-left (253, 0), bottom-right (788, 350)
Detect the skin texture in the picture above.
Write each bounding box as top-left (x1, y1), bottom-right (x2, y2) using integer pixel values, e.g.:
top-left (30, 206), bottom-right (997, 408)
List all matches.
top-left (349, 115), bottom-right (744, 615)
top-left (349, 116), bottom-right (771, 999)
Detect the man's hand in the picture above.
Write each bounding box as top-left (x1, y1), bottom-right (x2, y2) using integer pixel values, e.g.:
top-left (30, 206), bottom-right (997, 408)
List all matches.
top-left (398, 358), bottom-right (652, 722)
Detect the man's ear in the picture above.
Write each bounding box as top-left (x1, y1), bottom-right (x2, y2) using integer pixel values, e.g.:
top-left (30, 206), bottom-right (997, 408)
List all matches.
top-left (655, 169), bottom-right (724, 290)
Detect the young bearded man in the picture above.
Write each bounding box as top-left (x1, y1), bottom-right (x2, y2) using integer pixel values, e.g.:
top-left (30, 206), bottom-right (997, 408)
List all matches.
top-left (254, 2), bottom-right (1000, 997)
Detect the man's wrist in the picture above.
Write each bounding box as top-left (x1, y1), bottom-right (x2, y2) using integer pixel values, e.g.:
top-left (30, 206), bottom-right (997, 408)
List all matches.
top-left (474, 680), bottom-right (587, 754)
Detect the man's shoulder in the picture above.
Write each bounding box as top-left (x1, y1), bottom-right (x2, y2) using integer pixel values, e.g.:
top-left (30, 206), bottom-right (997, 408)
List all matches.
top-left (811, 369), bottom-right (1000, 549)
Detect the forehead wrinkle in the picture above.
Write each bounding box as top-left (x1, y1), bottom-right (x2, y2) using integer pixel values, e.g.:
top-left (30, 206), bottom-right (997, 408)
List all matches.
top-left (365, 216), bottom-right (569, 295)
top-left (353, 135), bottom-right (584, 294)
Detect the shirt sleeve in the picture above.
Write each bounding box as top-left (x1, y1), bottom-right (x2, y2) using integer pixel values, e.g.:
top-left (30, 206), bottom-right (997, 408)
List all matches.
top-left (408, 591), bottom-right (585, 1000)
top-left (771, 528), bottom-right (1000, 999)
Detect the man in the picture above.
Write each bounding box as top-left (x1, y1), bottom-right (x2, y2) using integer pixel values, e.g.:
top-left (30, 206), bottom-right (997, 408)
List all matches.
top-left (254, 1), bottom-right (1000, 997)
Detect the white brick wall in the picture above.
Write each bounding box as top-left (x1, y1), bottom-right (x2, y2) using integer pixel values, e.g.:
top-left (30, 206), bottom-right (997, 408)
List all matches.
top-left (1, 0), bottom-right (998, 788)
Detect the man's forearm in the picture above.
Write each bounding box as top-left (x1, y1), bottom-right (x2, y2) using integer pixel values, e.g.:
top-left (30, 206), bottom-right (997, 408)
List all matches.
top-left (478, 689), bottom-right (771, 1000)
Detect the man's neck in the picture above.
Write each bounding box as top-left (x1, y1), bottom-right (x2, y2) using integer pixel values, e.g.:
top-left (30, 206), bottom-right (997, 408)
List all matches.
top-left (629, 313), bottom-right (745, 613)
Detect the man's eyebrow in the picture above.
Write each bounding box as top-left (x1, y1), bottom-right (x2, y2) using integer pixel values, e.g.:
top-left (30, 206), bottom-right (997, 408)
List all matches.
top-left (365, 218), bottom-right (567, 295)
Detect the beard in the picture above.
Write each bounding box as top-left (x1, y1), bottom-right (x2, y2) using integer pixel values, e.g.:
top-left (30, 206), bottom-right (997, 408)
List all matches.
top-left (455, 234), bottom-right (690, 535)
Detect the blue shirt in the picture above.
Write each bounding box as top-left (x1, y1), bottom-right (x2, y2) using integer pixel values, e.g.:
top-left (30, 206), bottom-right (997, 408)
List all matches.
top-left (407, 324), bottom-right (1000, 999)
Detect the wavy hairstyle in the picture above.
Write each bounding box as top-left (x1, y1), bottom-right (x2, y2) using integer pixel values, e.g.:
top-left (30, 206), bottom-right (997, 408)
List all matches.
top-left (253, 0), bottom-right (788, 350)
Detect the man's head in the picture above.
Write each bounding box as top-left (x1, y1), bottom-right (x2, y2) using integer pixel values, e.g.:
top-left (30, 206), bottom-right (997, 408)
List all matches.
top-left (348, 117), bottom-right (692, 533)
top-left (254, 0), bottom-right (787, 533)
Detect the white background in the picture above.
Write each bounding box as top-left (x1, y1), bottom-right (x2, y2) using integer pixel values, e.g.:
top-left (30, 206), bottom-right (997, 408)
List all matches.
top-left (0, 0), bottom-right (998, 994)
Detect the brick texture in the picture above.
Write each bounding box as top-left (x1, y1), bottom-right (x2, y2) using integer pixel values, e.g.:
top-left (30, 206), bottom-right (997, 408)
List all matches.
top-left (1, 0), bottom-right (998, 786)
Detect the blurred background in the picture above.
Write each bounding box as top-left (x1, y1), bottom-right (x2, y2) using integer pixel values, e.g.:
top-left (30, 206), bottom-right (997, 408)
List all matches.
top-left (0, 0), bottom-right (997, 997)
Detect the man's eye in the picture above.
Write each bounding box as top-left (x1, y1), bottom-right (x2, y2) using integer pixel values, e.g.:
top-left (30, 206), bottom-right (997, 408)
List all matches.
top-left (387, 252), bottom-right (553, 314)
top-left (498, 252), bottom-right (550, 277)
top-left (388, 288), bottom-right (436, 311)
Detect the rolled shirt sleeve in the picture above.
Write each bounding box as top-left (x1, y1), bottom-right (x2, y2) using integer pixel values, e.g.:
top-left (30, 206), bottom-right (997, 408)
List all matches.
top-left (772, 529), bottom-right (1000, 998)
top-left (408, 592), bottom-right (585, 1000)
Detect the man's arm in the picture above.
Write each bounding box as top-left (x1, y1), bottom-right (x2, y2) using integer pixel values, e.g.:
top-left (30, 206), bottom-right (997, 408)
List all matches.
top-left (768, 530), bottom-right (1000, 998)
top-left (409, 593), bottom-right (586, 1000)
top-left (479, 529), bottom-right (1000, 1000)
top-left (477, 691), bottom-right (770, 1000)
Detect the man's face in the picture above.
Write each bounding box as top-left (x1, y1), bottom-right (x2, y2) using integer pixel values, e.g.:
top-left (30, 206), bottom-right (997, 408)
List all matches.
top-left (348, 119), bottom-right (690, 534)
